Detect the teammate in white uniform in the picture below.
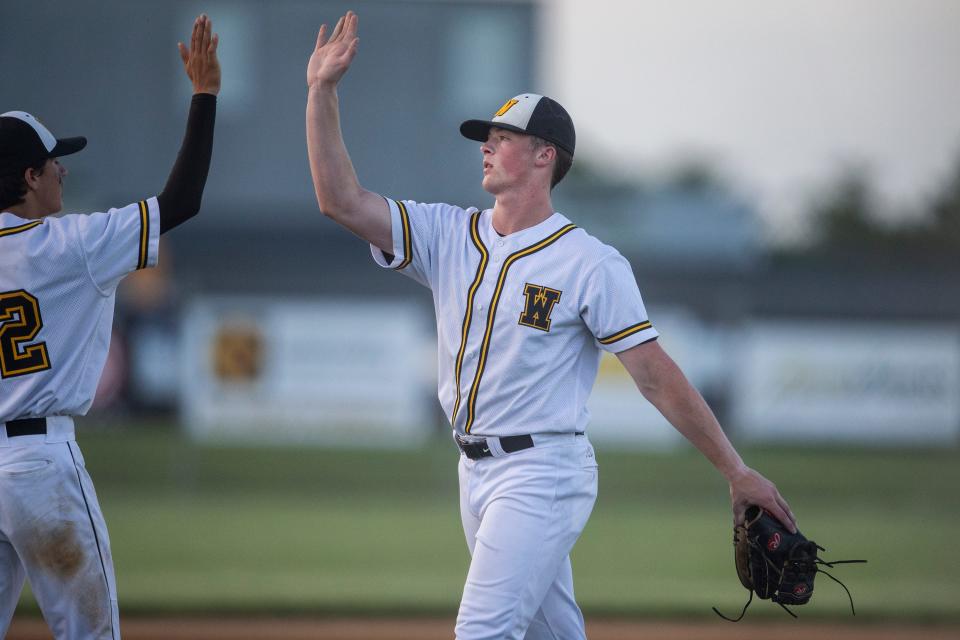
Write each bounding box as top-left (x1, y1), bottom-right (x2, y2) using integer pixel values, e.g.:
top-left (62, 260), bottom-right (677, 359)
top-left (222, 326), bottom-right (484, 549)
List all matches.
top-left (306, 12), bottom-right (797, 639)
top-left (0, 16), bottom-right (220, 639)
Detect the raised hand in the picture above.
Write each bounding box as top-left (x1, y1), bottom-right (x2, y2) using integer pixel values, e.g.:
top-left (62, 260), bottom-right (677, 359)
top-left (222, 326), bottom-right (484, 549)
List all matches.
top-left (178, 14), bottom-right (221, 96)
top-left (307, 11), bottom-right (359, 89)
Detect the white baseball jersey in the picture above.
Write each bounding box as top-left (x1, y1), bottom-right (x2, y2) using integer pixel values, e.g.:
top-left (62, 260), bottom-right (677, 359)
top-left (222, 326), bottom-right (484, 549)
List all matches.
top-left (371, 197), bottom-right (654, 639)
top-left (0, 198), bottom-right (160, 422)
top-left (371, 198), bottom-right (658, 437)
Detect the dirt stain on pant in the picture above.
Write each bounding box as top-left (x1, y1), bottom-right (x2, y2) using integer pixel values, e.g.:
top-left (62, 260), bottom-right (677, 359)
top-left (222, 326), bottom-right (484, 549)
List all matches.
top-left (26, 521), bottom-right (85, 578)
top-left (77, 583), bottom-right (109, 635)
top-left (30, 522), bottom-right (85, 578)
top-left (24, 520), bottom-right (111, 633)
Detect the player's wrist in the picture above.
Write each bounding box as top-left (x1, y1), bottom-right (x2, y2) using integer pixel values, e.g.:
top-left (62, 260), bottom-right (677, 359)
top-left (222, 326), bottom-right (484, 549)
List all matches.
top-left (191, 78), bottom-right (220, 95)
top-left (307, 78), bottom-right (339, 93)
top-left (721, 460), bottom-right (750, 483)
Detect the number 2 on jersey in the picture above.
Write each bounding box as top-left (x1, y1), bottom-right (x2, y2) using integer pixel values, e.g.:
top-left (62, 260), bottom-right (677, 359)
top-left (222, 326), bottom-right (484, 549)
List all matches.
top-left (0, 290), bottom-right (51, 379)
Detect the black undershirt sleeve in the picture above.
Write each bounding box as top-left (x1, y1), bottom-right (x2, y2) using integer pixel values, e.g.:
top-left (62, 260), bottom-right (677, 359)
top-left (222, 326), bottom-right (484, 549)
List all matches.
top-left (157, 93), bottom-right (216, 234)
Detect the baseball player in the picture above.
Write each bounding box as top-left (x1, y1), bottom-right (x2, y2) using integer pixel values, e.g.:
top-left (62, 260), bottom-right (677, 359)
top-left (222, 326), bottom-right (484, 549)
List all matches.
top-left (306, 11), bottom-right (797, 639)
top-left (0, 15), bottom-right (219, 639)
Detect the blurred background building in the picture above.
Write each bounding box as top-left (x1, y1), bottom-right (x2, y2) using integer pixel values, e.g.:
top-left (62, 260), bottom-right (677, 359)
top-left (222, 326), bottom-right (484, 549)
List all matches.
top-left (3, 0), bottom-right (959, 447)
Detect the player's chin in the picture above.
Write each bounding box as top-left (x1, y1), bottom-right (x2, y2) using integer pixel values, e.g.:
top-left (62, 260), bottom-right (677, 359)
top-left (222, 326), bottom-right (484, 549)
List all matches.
top-left (481, 175), bottom-right (500, 195)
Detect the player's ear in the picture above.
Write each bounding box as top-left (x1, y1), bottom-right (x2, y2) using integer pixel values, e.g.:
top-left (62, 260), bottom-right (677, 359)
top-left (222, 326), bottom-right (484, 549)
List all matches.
top-left (22, 166), bottom-right (41, 190)
top-left (534, 144), bottom-right (556, 168)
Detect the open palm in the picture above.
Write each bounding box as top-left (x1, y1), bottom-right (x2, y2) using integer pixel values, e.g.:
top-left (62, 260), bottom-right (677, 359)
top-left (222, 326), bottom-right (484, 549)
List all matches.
top-left (178, 14), bottom-right (221, 95)
top-left (307, 11), bottom-right (359, 89)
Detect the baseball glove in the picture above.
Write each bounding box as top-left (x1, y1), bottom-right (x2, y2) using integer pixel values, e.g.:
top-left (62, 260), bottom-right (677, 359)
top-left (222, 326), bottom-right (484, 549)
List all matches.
top-left (713, 505), bottom-right (866, 621)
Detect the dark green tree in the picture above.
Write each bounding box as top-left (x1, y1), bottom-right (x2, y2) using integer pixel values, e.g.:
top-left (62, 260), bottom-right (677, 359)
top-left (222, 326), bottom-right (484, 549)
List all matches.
top-left (809, 167), bottom-right (888, 252)
top-left (926, 149), bottom-right (960, 249)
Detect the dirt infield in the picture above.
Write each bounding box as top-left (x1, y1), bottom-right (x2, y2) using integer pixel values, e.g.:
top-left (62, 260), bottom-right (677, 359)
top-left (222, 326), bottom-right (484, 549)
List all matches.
top-left (7, 617), bottom-right (960, 640)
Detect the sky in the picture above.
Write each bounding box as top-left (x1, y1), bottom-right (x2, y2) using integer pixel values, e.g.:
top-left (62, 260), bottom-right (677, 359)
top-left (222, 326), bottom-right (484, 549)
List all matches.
top-left (542, 0), bottom-right (960, 241)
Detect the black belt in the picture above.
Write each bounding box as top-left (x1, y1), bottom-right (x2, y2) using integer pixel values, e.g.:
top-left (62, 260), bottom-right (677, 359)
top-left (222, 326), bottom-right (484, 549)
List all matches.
top-left (4, 417), bottom-right (47, 437)
top-left (456, 434), bottom-right (534, 460)
top-left (456, 432), bottom-right (584, 460)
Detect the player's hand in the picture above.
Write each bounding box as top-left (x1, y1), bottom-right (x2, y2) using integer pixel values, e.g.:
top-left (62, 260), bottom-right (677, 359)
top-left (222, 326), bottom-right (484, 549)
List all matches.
top-left (178, 14), bottom-right (221, 96)
top-left (728, 466), bottom-right (797, 533)
top-left (307, 11), bottom-right (359, 89)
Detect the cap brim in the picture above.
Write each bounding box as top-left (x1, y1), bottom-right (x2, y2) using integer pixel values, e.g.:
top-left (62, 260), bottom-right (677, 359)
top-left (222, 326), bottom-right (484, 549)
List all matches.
top-left (460, 119), bottom-right (528, 143)
top-left (50, 136), bottom-right (86, 158)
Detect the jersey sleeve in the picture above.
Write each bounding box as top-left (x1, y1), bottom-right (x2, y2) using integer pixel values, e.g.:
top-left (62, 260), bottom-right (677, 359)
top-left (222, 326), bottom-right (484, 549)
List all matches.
top-left (580, 252), bottom-right (659, 353)
top-left (74, 197), bottom-right (161, 294)
top-left (369, 197), bottom-right (468, 290)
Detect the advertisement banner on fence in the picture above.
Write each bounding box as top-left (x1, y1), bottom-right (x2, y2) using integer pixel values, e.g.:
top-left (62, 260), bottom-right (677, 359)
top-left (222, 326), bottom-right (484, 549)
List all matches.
top-left (732, 322), bottom-right (960, 445)
top-left (180, 297), bottom-right (435, 447)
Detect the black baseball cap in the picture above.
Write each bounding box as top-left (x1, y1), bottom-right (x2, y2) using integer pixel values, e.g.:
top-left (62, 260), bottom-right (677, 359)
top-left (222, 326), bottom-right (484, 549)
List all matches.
top-left (0, 111), bottom-right (86, 172)
top-left (460, 93), bottom-right (576, 156)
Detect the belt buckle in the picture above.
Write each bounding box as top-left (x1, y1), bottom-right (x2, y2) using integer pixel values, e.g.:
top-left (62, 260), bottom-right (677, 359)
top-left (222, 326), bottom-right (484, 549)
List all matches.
top-left (456, 435), bottom-right (491, 460)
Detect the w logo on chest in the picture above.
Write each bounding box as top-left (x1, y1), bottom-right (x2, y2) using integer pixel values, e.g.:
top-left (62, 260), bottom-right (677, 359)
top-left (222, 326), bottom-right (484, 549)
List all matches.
top-left (518, 283), bottom-right (562, 332)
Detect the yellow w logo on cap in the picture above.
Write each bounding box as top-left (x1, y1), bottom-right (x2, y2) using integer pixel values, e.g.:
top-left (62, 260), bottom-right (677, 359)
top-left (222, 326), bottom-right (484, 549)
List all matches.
top-left (494, 99), bottom-right (519, 117)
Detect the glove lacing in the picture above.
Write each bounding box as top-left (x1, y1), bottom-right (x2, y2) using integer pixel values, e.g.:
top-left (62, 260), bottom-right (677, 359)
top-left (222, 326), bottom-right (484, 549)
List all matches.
top-left (713, 543), bottom-right (866, 622)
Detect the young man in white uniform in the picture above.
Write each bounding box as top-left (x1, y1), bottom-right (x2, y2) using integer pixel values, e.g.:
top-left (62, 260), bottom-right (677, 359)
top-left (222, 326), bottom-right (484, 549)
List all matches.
top-left (305, 12), bottom-right (797, 639)
top-left (0, 16), bottom-right (220, 639)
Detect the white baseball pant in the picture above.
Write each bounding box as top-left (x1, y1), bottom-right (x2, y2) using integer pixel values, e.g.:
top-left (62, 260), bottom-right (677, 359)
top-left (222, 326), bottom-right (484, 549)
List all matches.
top-left (456, 434), bottom-right (598, 640)
top-left (0, 430), bottom-right (119, 639)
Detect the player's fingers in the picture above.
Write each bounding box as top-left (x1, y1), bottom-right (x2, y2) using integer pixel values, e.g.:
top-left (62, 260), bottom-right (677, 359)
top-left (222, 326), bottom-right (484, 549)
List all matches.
top-left (208, 33), bottom-right (219, 56)
top-left (191, 17), bottom-right (202, 57)
top-left (206, 17), bottom-right (214, 51)
top-left (731, 495), bottom-right (747, 527)
top-left (330, 15), bottom-right (345, 42)
top-left (315, 24), bottom-right (328, 50)
top-left (201, 19), bottom-right (213, 59)
top-left (345, 11), bottom-right (358, 38)
top-left (766, 500), bottom-right (795, 533)
top-left (732, 509), bottom-right (744, 528)
top-left (199, 15), bottom-right (211, 52)
top-left (776, 495), bottom-right (797, 532)
top-left (177, 42), bottom-right (189, 67)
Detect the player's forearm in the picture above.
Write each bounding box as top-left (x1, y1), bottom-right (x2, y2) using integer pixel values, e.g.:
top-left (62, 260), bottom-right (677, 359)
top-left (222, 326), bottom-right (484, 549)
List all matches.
top-left (306, 84), bottom-right (368, 219)
top-left (645, 376), bottom-right (746, 481)
top-left (305, 84), bottom-right (393, 251)
top-left (623, 345), bottom-right (747, 480)
top-left (157, 93), bottom-right (217, 234)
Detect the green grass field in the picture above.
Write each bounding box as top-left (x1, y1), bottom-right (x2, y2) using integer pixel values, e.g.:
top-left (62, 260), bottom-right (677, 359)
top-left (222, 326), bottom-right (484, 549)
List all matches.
top-left (17, 421), bottom-right (960, 621)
